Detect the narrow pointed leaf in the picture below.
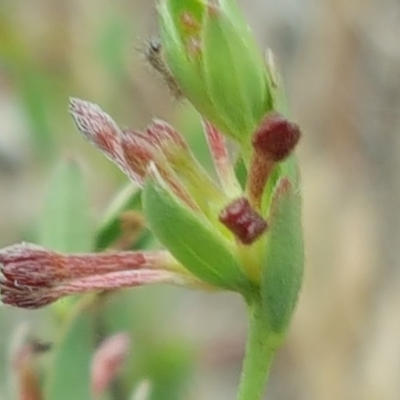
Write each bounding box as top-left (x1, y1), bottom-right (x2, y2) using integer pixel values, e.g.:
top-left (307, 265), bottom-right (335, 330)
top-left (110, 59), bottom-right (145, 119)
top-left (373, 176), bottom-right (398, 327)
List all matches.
top-left (143, 178), bottom-right (251, 292)
top-left (261, 178), bottom-right (304, 334)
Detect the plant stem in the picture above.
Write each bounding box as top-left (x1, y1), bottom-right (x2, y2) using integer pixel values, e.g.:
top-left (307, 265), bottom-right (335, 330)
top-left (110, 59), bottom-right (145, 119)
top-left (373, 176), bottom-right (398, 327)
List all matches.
top-left (237, 299), bottom-right (281, 400)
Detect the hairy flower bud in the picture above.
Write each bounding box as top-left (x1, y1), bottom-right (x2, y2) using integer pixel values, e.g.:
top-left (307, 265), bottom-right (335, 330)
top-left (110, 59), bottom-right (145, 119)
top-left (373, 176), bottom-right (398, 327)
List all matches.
top-left (0, 243), bottom-right (192, 309)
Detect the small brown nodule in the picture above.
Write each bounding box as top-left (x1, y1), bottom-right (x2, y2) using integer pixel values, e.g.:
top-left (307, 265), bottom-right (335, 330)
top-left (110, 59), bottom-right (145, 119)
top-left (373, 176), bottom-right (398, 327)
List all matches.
top-left (219, 198), bottom-right (268, 245)
top-left (252, 113), bottom-right (301, 161)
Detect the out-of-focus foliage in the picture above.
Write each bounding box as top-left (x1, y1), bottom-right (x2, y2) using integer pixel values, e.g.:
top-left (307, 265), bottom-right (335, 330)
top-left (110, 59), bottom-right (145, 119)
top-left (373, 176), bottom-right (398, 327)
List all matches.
top-left (45, 298), bottom-right (96, 400)
top-left (38, 159), bottom-right (93, 253)
top-left (1, 0), bottom-right (400, 399)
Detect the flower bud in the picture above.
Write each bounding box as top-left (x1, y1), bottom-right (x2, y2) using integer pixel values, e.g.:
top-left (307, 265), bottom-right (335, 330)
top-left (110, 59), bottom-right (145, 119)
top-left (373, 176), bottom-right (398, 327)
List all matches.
top-left (91, 333), bottom-right (130, 396)
top-left (158, 0), bottom-right (272, 143)
top-left (12, 332), bottom-right (48, 400)
top-left (0, 243), bottom-right (191, 309)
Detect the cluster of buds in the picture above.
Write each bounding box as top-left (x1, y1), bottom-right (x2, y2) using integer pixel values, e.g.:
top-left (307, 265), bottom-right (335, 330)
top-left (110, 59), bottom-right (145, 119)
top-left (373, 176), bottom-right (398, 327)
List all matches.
top-left (0, 0), bottom-right (303, 337)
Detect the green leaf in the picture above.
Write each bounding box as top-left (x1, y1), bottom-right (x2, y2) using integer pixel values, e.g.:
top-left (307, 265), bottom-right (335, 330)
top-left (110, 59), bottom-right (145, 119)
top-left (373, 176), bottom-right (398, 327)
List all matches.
top-left (261, 177), bottom-right (304, 334)
top-left (45, 298), bottom-right (96, 400)
top-left (144, 341), bottom-right (194, 400)
top-left (142, 178), bottom-right (251, 292)
top-left (37, 159), bottom-right (92, 253)
top-left (95, 183), bottom-right (146, 251)
top-left (19, 70), bottom-right (56, 160)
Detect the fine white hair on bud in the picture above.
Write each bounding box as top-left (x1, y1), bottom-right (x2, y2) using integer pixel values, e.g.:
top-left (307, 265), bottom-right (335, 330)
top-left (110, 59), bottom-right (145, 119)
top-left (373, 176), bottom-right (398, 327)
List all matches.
top-left (0, 243), bottom-right (194, 309)
top-left (69, 98), bottom-right (143, 184)
top-left (69, 98), bottom-right (122, 155)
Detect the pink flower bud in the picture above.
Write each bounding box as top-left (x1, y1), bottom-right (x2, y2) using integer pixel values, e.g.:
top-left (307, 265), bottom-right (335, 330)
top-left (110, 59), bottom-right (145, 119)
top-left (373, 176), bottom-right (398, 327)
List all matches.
top-left (120, 130), bottom-right (158, 185)
top-left (69, 98), bottom-right (136, 180)
top-left (91, 333), bottom-right (130, 396)
top-left (10, 324), bottom-right (50, 400)
top-left (146, 119), bottom-right (189, 154)
top-left (0, 243), bottom-right (192, 309)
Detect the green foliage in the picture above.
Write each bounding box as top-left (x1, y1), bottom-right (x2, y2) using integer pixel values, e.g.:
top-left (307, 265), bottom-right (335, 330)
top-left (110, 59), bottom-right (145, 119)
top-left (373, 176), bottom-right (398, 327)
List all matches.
top-left (95, 183), bottom-right (146, 251)
top-left (143, 177), bottom-right (251, 292)
top-left (261, 177), bottom-right (304, 334)
top-left (37, 159), bottom-right (93, 253)
top-left (45, 298), bottom-right (96, 400)
top-left (144, 341), bottom-right (194, 400)
top-left (18, 70), bottom-right (56, 160)
top-left (100, 288), bottom-right (195, 399)
top-left (0, 1), bottom-right (305, 399)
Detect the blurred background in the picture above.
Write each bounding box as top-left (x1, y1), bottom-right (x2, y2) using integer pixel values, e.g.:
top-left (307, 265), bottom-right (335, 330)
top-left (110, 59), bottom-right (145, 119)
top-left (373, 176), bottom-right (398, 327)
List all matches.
top-left (1, 0), bottom-right (400, 399)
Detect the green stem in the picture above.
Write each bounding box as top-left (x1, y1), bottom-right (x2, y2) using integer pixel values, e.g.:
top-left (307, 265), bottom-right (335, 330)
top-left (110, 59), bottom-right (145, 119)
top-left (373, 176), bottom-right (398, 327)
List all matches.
top-left (237, 299), bottom-right (281, 400)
